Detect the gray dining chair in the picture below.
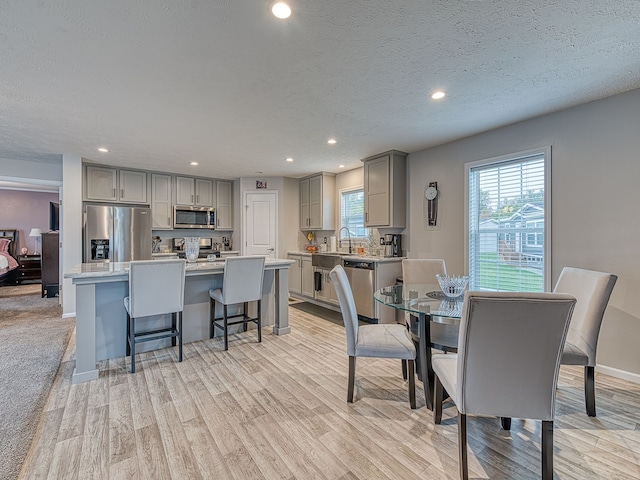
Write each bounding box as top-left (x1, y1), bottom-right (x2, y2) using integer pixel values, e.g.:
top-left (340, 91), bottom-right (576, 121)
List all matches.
top-left (554, 267), bottom-right (617, 416)
top-left (432, 291), bottom-right (576, 480)
top-left (401, 259), bottom-right (458, 352)
top-left (209, 255), bottom-right (266, 350)
top-left (330, 265), bottom-right (417, 409)
top-left (124, 259), bottom-right (186, 373)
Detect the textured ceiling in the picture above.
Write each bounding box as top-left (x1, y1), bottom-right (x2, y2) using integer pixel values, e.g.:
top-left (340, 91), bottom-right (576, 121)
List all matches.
top-left (1, 1), bottom-right (639, 180)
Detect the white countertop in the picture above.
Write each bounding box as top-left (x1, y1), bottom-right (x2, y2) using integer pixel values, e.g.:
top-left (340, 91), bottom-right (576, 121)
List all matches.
top-left (65, 258), bottom-right (294, 280)
top-left (287, 251), bottom-right (404, 263)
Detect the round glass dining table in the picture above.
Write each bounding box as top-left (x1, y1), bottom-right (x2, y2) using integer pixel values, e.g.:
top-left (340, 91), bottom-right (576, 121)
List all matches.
top-left (374, 283), bottom-right (464, 410)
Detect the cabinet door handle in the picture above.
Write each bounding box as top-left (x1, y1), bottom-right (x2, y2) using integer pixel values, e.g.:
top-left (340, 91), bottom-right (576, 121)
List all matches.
top-left (113, 188), bottom-right (116, 198)
top-left (168, 217), bottom-right (171, 225)
top-left (365, 212), bottom-right (368, 222)
top-left (121, 189), bottom-right (124, 198)
top-left (191, 194), bottom-right (194, 203)
top-left (197, 194), bottom-right (199, 203)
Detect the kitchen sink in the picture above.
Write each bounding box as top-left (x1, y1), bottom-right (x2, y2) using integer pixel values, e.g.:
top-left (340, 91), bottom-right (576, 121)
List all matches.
top-left (311, 253), bottom-right (344, 269)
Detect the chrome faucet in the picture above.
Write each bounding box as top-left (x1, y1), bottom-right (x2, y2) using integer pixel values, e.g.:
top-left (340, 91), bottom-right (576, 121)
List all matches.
top-left (338, 227), bottom-right (352, 253)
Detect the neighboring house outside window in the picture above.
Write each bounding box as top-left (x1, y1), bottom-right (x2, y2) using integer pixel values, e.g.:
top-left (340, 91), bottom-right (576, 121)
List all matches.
top-left (340, 187), bottom-right (369, 240)
top-left (465, 147), bottom-right (551, 292)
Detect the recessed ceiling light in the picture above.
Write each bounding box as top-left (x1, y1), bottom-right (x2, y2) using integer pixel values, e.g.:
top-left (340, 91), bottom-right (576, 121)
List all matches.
top-left (190, 161), bottom-right (198, 166)
top-left (327, 139), bottom-right (337, 144)
top-left (271, 2), bottom-right (291, 19)
top-left (338, 164), bottom-right (345, 168)
top-left (431, 91), bottom-right (446, 100)
top-left (97, 147), bottom-right (108, 153)
top-left (286, 157), bottom-right (294, 162)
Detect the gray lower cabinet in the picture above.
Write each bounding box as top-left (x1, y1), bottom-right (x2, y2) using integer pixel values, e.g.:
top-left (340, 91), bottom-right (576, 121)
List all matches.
top-left (288, 254), bottom-right (314, 297)
top-left (314, 267), bottom-right (338, 305)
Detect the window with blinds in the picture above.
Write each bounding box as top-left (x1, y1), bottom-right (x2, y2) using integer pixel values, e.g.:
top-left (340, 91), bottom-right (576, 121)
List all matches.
top-left (340, 188), bottom-right (369, 239)
top-left (466, 147), bottom-right (551, 292)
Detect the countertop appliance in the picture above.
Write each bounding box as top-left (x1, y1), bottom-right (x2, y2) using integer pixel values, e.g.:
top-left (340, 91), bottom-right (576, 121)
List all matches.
top-left (380, 234), bottom-right (402, 257)
top-left (171, 237), bottom-right (220, 259)
top-left (173, 205), bottom-right (216, 229)
top-left (84, 205), bottom-right (152, 263)
top-left (343, 259), bottom-right (376, 319)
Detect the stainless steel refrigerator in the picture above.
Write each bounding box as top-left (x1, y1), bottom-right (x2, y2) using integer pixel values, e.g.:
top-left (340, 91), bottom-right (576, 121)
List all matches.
top-left (84, 205), bottom-right (152, 263)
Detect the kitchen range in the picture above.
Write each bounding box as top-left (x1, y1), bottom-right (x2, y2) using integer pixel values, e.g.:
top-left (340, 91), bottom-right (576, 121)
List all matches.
top-left (171, 237), bottom-right (221, 259)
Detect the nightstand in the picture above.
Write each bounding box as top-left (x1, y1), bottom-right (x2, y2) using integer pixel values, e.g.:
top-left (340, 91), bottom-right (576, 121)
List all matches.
top-left (18, 254), bottom-right (41, 284)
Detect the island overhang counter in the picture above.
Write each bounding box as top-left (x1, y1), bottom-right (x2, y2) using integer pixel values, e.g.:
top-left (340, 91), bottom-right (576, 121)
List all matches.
top-left (65, 258), bottom-right (294, 383)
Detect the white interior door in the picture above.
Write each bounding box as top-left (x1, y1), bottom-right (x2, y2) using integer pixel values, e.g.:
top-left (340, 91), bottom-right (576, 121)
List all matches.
top-left (243, 191), bottom-right (277, 258)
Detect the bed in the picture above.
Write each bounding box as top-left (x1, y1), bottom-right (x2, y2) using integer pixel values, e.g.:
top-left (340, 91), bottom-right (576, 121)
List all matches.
top-left (0, 229), bottom-right (19, 286)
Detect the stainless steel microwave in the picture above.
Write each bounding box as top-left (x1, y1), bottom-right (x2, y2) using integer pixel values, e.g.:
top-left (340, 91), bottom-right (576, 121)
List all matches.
top-left (173, 206), bottom-right (216, 229)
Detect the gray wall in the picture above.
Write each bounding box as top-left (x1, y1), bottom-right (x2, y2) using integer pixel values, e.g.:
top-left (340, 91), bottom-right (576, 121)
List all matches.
top-left (407, 87), bottom-right (640, 378)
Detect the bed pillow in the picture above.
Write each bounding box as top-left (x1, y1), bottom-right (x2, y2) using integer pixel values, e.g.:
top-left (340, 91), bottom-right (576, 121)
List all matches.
top-left (0, 238), bottom-right (11, 253)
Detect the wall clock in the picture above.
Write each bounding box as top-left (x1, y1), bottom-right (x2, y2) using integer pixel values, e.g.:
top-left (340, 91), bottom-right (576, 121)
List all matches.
top-left (425, 182), bottom-right (438, 226)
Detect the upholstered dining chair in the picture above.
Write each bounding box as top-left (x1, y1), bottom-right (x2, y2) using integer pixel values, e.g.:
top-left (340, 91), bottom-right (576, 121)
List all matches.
top-left (330, 265), bottom-right (417, 409)
top-left (432, 291), bottom-right (576, 480)
top-left (124, 259), bottom-right (186, 373)
top-left (554, 267), bottom-right (617, 416)
top-left (401, 259), bottom-right (458, 352)
top-left (209, 255), bottom-right (266, 350)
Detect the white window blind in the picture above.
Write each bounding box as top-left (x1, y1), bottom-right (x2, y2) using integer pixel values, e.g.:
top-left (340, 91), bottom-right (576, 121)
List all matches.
top-left (467, 149), bottom-right (549, 292)
top-left (340, 188), bottom-right (369, 239)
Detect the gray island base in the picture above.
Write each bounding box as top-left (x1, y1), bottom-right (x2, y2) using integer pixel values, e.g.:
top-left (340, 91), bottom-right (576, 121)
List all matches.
top-left (65, 258), bottom-right (294, 383)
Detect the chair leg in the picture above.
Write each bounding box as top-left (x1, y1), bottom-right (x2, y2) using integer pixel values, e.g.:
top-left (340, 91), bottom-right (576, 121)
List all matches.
top-left (542, 420), bottom-right (554, 480)
top-left (223, 304), bottom-right (229, 351)
top-left (434, 374), bottom-right (443, 424)
top-left (126, 312), bottom-right (131, 356)
top-left (407, 359), bottom-right (416, 409)
top-left (130, 315), bottom-right (136, 373)
top-left (401, 359), bottom-right (408, 380)
top-left (257, 299), bottom-right (262, 343)
top-left (171, 312), bottom-right (177, 347)
top-left (178, 312), bottom-right (183, 362)
top-left (501, 417), bottom-right (512, 430)
top-left (458, 412), bottom-right (468, 480)
top-left (347, 356), bottom-right (356, 403)
top-left (209, 297), bottom-right (215, 339)
top-left (585, 365), bottom-right (596, 417)
top-left (243, 302), bottom-right (249, 332)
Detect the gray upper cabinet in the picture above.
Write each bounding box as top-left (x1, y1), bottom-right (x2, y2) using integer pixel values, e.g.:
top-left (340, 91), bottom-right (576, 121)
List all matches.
top-left (215, 180), bottom-right (233, 230)
top-left (151, 174), bottom-right (173, 229)
top-left (362, 150), bottom-right (407, 228)
top-left (176, 176), bottom-right (214, 206)
top-left (119, 169), bottom-right (147, 203)
top-left (300, 172), bottom-right (335, 230)
top-left (85, 165), bottom-right (147, 204)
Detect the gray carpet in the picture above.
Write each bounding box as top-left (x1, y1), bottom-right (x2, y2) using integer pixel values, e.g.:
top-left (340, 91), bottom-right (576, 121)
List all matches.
top-left (0, 285), bottom-right (74, 480)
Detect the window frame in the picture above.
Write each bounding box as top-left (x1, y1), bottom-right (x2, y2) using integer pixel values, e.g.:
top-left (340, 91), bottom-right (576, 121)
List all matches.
top-left (464, 146), bottom-right (552, 291)
top-left (339, 186), bottom-right (369, 240)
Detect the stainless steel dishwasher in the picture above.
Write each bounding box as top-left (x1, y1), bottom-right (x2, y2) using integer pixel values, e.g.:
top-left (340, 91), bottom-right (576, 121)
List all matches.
top-left (343, 259), bottom-right (375, 319)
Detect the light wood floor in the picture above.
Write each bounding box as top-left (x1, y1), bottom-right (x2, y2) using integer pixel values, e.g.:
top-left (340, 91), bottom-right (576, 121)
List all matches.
top-left (19, 303), bottom-right (640, 479)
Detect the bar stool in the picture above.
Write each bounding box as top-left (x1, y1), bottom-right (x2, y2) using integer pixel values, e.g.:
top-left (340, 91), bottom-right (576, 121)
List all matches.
top-left (124, 259), bottom-right (186, 373)
top-left (209, 256), bottom-right (266, 350)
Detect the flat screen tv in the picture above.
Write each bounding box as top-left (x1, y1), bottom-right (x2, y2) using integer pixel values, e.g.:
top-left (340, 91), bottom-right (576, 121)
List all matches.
top-left (49, 202), bottom-right (59, 231)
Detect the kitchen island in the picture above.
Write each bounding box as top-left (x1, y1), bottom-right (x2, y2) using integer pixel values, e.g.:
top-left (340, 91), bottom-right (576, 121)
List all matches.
top-left (64, 258), bottom-right (294, 383)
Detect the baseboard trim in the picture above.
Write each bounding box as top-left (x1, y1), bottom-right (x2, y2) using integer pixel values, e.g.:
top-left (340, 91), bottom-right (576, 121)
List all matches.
top-left (597, 364), bottom-right (640, 384)
top-left (62, 312), bottom-right (76, 319)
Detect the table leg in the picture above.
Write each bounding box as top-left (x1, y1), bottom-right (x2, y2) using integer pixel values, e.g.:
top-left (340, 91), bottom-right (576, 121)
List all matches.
top-left (416, 311), bottom-right (434, 410)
